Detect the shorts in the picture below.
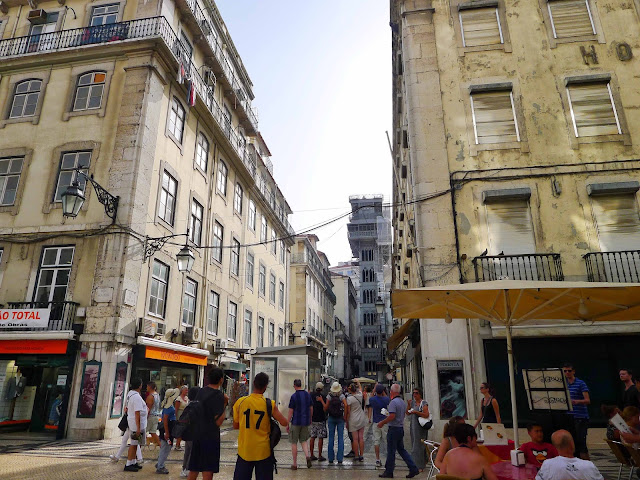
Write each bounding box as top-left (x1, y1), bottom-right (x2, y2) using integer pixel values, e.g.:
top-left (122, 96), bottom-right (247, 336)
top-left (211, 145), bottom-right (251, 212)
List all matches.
top-left (289, 425), bottom-right (310, 444)
top-left (373, 423), bottom-right (388, 446)
top-left (129, 429), bottom-right (146, 446)
top-left (147, 416), bottom-right (159, 434)
top-left (310, 421), bottom-right (327, 439)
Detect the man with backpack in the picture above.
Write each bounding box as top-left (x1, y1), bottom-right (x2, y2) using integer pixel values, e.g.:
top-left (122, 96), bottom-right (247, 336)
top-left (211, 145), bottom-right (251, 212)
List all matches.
top-left (233, 372), bottom-right (288, 480)
top-left (287, 379), bottom-right (313, 470)
top-left (309, 382), bottom-right (328, 462)
top-left (324, 382), bottom-right (348, 464)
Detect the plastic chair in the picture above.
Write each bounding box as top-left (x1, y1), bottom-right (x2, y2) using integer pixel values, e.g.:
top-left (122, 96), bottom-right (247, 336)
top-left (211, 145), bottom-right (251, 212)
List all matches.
top-left (424, 440), bottom-right (440, 480)
top-left (605, 440), bottom-right (633, 480)
top-left (624, 444), bottom-right (640, 480)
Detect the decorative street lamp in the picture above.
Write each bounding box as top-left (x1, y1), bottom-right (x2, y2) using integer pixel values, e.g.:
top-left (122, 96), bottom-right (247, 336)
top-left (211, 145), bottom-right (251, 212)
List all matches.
top-left (300, 326), bottom-right (308, 341)
top-left (61, 170), bottom-right (119, 223)
top-left (176, 243), bottom-right (195, 273)
top-left (375, 296), bottom-right (385, 315)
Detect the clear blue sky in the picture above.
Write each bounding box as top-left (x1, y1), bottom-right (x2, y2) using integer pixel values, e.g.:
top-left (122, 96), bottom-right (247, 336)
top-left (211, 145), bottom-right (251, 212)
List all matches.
top-left (217, 1), bottom-right (392, 266)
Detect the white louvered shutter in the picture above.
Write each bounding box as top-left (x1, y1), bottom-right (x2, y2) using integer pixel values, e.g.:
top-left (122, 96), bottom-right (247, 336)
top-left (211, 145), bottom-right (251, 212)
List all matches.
top-left (460, 8), bottom-right (503, 47)
top-left (548, 0), bottom-right (595, 38)
top-left (592, 195), bottom-right (640, 252)
top-left (471, 91), bottom-right (519, 144)
top-left (486, 200), bottom-right (536, 255)
top-left (567, 83), bottom-right (620, 137)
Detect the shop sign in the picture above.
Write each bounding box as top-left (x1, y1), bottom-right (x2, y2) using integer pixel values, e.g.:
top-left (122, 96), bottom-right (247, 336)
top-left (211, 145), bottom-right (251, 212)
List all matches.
top-left (0, 340), bottom-right (68, 354)
top-left (0, 309), bottom-right (49, 328)
top-left (144, 346), bottom-right (207, 366)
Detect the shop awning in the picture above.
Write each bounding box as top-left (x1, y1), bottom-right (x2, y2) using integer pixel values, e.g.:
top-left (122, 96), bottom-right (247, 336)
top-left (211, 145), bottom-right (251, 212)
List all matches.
top-left (386, 318), bottom-right (416, 351)
top-left (137, 337), bottom-right (209, 366)
top-left (0, 339), bottom-right (69, 355)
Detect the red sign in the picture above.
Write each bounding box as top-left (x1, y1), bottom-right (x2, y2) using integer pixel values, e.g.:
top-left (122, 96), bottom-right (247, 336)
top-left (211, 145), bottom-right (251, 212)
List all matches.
top-left (0, 340), bottom-right (68, 354)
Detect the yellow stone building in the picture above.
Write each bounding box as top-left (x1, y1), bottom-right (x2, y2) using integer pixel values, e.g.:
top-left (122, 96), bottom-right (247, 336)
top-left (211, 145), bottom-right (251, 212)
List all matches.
top-left (0, 0), bottom-right (293, 439)
top-left (390, 0), bottom-right (640, 430)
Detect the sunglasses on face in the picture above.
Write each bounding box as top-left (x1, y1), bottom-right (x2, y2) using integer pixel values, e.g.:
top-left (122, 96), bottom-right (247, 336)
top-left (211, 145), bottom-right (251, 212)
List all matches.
top-left (563, 370), bottom-right (573, 373)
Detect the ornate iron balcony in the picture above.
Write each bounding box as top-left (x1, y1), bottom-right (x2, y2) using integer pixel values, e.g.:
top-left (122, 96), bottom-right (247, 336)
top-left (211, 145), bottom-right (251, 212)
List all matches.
top-left (472, 253), bottom-right (564, 282)
top-left (584, 251), bottom-right (640, 283)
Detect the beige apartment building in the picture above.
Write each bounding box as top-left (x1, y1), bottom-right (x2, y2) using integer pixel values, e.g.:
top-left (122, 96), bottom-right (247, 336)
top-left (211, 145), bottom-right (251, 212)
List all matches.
top-left (390, 0), bottom-right (640, 430)
top-left (0, 0), bottom-right (293, 440)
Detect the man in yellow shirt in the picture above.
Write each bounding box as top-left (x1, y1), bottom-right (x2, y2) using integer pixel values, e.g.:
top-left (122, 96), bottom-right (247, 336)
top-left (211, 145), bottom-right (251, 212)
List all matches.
top-left (233, 372), bottom-right (288, 480)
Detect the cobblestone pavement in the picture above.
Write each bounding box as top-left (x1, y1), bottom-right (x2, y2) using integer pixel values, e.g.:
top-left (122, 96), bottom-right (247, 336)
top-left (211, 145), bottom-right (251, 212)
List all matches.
top-left (0, 423), bottom-right (624, 480)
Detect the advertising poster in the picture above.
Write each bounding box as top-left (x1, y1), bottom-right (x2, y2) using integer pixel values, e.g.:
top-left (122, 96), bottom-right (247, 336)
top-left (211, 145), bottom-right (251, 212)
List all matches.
top-left (77, 361), bottom-right (101, 418)
top-left (110, 362), bottom-right (128, 418)
top-left (437, 360), bottom-right (467, 419)
top-left (253, 358), bottom-right (276, 400)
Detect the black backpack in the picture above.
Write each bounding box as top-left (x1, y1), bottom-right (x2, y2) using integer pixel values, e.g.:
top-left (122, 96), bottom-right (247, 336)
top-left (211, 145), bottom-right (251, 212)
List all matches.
top-left (172, 399), bottom-right (205, 441)
top-left (327, 394), bottom-right (344, 418)
top-left (266, 398), bottom-right (281, 473)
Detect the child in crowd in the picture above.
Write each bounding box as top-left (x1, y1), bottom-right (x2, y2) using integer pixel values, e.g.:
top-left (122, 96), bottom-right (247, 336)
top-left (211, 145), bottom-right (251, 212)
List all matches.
top-left (520, 422), bottom-right (558, 469)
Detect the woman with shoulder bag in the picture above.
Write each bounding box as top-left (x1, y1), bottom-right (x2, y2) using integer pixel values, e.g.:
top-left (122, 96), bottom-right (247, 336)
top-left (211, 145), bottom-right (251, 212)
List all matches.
top-left (156, 388), bottom-right (181, 474)
top-left (407, 387), bottom-right (431, 472)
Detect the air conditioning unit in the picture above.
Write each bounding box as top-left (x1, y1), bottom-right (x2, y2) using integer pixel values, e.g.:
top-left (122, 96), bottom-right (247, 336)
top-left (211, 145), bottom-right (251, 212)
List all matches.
top-left (214, 339), bottom-right (228, 352)
top-left (138, 318), bottom-right (157, 336)
top-left (27, 9), bottom-right (48, 24)
top-left (184, 326), bottom-right (203, 343)
top-left (203, 68), bottom-right (216, 87)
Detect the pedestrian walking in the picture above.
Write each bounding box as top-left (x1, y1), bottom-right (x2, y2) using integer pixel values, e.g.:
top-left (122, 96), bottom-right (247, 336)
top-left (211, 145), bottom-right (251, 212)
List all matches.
top-left (368, 384), bottom-right (390, 467)
top-left (407, 387), bottom-right (430, 472)
top-left (620, 369), bottom-right (640, 408)
top-left (180, 386), bottom-right (201, 477)
top-left (124, 378), bottom-right (148, 472)
top-left (145, 382), bottom-right (162, 448)
top-left (287, 379), bottom-right (313, 470)
top-left (473, 382), bottom-right (501, 428)
top-left (187, 368), bottom-right (227, 480)
top-left (365, 385), bottom-right (373, 423)
top-left (563, 363), bottom-right (591, 460)
top-left (233, 373), bottom-right (288, 480)
top-left (324, 382), bottom-right (347, 464)
top-left (110, 411), bottom-right (143, 464)
top-left (174, 385), bottom-right (189, 450)
top-left (377, 383), bottom-right (419, 479)
top-left (156, 388), bottom-right (180, 474)
top-left (309, 382), bottom-right (328, 462)
top-left (346, 380), bottom-right (367, 462)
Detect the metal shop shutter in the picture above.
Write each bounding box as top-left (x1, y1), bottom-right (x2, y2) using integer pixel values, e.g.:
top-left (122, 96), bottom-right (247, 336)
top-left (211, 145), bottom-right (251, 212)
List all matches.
top-left (460, 7), bottom-right (503, 47)
top-left (486, 200), bottom-right (536, 255)
top-left (548, 0), bottom-right (596, 38)
top-left (471, 90), bottom-right (519, 144)
top-left (592, 195), bottom-right (640, 252)
top-left (567, 83), bottom-right (620, 137)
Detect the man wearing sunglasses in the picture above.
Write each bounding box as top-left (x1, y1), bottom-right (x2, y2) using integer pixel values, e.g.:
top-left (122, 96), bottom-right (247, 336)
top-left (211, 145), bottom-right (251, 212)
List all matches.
top-left (563, 364), bottom-right (590, 460)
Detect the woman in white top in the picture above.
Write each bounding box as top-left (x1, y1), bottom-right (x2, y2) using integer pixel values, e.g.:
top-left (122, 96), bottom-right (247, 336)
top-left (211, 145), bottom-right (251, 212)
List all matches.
top-left (346, 379), bottom-right (367, 462)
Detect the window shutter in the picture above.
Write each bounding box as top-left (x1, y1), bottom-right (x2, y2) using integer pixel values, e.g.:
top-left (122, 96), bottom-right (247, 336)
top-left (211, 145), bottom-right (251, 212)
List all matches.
top-left (471, 91), bottom-right (519, 144)
top-left (592, 195), bottom-right (640, 252)
top-left (460, 8), bottom-right (503, 47)
top-left (567, 83), bottom-right (620, 137)
top-left (486, 200), bottom-right (535, 255)
top-left (548, 0), bottom-right (595, 38)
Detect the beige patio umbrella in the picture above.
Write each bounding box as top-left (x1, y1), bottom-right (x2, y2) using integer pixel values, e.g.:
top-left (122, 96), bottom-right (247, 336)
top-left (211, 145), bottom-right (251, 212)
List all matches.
top-left (391, 280), bottom-right (640, 446)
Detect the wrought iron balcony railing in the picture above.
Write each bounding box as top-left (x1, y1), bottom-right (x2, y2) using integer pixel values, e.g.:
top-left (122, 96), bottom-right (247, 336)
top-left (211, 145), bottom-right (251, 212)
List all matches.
top-left (472, 253), bottom-right (564, 282)
top-left (584, 251), bottom-right (640, 283)
top-left (307, 325), bottom-right (326, 344)
top-left (6, 301), bottom-right (79, 331)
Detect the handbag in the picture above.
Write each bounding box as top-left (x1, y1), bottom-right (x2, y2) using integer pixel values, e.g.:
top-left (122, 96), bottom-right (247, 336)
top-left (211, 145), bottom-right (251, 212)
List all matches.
top-left (417, 401), bottom-right (433, 430)
top-left (118, 415), bottom-right (128, 432)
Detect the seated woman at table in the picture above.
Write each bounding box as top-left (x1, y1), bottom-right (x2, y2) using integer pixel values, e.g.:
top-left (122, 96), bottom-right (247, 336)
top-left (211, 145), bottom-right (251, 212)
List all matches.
top-left (473, 382), bottom-right (501, 429)
top-left (441, 423), bottom-right (498, 480)
top-left (601, 404), bottom-right (622, 441)
top-left (620, 406), bottom-right (640, 448)
top-left (434, 416), bottom-right (466, 469)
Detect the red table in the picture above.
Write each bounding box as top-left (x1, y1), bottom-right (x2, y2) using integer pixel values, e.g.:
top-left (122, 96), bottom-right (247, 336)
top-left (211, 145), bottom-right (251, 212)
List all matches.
top-left (478, 440), bottom-right (515, 462)
top-left (491, 461), bottom-right (538, 480)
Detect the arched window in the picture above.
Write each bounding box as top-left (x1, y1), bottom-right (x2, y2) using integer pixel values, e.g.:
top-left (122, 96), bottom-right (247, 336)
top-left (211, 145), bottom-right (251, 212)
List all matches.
top-left (73, 71), bottom-right (106, 111)
top-left (10, 79), bottom-right (41, 118)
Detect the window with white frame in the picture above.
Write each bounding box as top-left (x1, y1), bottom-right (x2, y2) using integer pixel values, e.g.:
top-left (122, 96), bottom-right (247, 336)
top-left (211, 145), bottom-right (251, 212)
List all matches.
top-left (158, 170), bottom-right (177, 225)
top-left (258, 317), bottom-right (264, 348)
top-left (278, 327), bottom-right (284, 346)
top-left (269, 272), bottom-right (276, 304)
top-left (261, 216), bottom-right (268, 243)
top-left (259, 263), bottom-right (266, 296)
top-left (567, 82), bottom-right (621, 137)
top-left (279, 281), bottom-right (285, 309)
top-left (195, 132), bottom-right (209, 172)
top-left (234, 183), bottom-right (243, 214)
top-left (0, 157), bottom-right (24, 206)
top-left (243, 309), bottom-right (252, 346)
top-left (227, 301), bottom-right (237, 340)
top-left (459, 7), bottom-right (503, 47)
top-left (248, 200), bottom-right (256, 231)
top-left (54, 151), bottom-right (91, 202)
top-left (216, 160), bottom-right (228, 195)
top-left (271, 228), bottom-right (277, 254)
top-left (148, 260), bottom-right (169, 317)
top-left (470, 89), bottom-right (519, 144)
top-left (189, 199), bottom-right (203, 246)
top-left (246, 252), bottom-right (255, 287)
top-left (181, 278), bottom-right (197, 326)
top-left (168, 97), bottom-right (185, 143)
top-left (279, 240), bottom-right (285, 264)
top-left (230, 238), bottom-right (240, 276)
top-left (547, 0), bottom-right (595, 39)
top-left (268, 322), bottom-right (275, 347)
top-left (212, 221), bottom-right (223, 263)
top-left (10, 79), bottom-right (41, 118)
top-left (90, 4), bottom-right (119, 25)
top-left (207, 290), bottom-right (220, 335)
top-left (73, 72), bottom-right (106, 111)
top-left (34, 246), bottom-right (74, 304)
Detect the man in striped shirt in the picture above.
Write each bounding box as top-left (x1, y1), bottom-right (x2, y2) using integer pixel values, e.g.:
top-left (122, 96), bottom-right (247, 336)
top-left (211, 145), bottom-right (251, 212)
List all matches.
top-left (563, 364), bottom-right (591, 460)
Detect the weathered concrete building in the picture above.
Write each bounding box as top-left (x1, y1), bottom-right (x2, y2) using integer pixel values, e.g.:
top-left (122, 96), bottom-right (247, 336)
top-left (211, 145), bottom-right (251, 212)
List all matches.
top-left (390, 0), bottom-right (640, 429)
top-left (0, 0), bottom-right (293, 440)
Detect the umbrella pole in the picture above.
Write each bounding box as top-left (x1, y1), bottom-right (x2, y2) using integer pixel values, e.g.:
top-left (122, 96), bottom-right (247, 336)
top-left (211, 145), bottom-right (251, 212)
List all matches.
top-left (505, 322), bottom-right (520, 448)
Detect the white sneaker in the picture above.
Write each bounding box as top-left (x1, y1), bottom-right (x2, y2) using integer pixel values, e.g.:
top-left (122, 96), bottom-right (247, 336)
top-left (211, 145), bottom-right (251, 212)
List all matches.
top-left (180, 469), bottom-right (189, 477)
top-left (109, 454), bottom-right (119, 462)
top-left (137, 459), bottom-right (144, 465)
